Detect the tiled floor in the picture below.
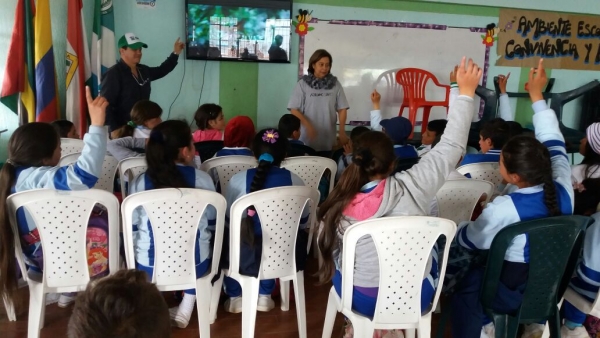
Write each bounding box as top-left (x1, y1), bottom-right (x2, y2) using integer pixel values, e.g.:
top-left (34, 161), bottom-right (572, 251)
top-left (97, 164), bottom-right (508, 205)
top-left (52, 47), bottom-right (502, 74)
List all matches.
top-left (0, 258), bottom-right (452, 337)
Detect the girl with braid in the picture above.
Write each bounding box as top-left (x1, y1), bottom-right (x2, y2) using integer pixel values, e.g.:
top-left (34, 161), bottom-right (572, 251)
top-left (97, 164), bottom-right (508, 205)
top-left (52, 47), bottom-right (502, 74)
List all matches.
top-left (128, 120), bottom-right (216, 329)
top-left (221, 129), bottom-right (309, 313)
top-left (450, 59), bottom-right (574, 338)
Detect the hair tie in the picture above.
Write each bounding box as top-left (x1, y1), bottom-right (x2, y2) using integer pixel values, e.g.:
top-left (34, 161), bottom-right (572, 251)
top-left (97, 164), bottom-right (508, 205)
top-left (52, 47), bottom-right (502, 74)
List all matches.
top-left (258, 153), bottom-right (274, 163)
top-left (262, 129), bottom-right (279, 144)
top-left (5, 159), bottom-right (16, 166)
top-left (247, 209), bottom-right (256, 217)
top-left (127, 121), bottom-right (137, 128)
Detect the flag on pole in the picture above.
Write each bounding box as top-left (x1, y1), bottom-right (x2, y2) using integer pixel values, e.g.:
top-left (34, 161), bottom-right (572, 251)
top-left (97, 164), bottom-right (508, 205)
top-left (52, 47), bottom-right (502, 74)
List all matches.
top-left (0, 0), bottom-right (36, 123)
top-left (66, 0), bottom-right (91, 136)
top-left (34, 0), bottom-right (59, 122)
top-left (91, 0), bottom-right (116, 96)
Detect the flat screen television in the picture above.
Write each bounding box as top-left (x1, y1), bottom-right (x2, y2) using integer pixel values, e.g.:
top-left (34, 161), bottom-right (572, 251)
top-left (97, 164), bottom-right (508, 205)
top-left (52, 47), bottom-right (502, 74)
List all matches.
top-left (185, 0), bottom-right (293, 63)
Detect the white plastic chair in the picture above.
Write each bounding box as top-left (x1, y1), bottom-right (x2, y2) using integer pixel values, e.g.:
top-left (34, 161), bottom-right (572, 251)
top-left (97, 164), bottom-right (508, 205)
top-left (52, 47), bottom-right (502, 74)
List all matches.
top-left (435, 179), bottom-right (495, 224)
top-left (200, 155), bottom-right (258, 196)
top-left (59, 153), bottom-right (119, 193)
top-left (60, 138), bottom-right (84, 156)
top-left (212, 186), bottom-right (319, 338)
top-left (321, 216), bottom-right (457, 338)
top-left (121, 188), bottom-right (226, 338)
top-left (456, 162), bottom-right (503, 188)
top-left (117, 157), bottom-right (147, 198)
top-left (6, 189), bottom-right (120, 338)
top-left (373, 68), bottom-right (404, 105)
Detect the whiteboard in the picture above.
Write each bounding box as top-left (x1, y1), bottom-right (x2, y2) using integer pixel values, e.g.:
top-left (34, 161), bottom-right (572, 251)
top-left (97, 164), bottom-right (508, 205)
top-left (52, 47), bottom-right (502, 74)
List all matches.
top-left (301, 21), bottom-right (488, 128)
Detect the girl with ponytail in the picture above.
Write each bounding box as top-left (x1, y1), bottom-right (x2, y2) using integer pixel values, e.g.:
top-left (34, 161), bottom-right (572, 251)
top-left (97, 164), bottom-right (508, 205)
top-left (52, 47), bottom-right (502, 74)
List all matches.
top-left (221, 128), bottom-right (309, 314)
top-left (451, 59), bottom-right (574, 338)
top-left (110, 100), bottom-right (162, 139)
top-left (316, 57), bottom-right (481, 337)
top-left (128, 120), bottom-right (216, 329)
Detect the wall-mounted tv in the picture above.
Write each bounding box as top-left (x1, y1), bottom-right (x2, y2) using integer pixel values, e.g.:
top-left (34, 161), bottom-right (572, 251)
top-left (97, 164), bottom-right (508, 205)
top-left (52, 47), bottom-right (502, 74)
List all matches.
top-left (186, 0), bottom-right (293, 63)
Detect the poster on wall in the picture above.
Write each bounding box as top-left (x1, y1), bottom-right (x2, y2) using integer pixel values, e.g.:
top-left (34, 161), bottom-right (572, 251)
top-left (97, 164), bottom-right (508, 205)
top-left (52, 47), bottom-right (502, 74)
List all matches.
top-left (136, 0), bottom-right (156, 9)
top-left (497, 9), bottom-right (600, 70)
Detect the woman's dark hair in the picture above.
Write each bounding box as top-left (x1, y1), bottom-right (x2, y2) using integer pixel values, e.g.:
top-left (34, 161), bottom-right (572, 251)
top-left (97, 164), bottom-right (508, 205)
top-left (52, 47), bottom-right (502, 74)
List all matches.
top-left (502, 136), bottom-right (561, 217)
top-left (194, 103), bottom-right (223, 130)
top-left (480, 118), bottom-right (510, 150)
top-left (241, 129), bottom-right (289, 247)
top-left (307, 49), bottom-right (332, 75)
top-left (67, 269), bottom-right (170, 338)
top-left (0, 123), bottom-right (59, 305)
top-left (113, 100), bottom-right (162, 139)
top-left (51, 120), bottom-right (75, 138)
top-left (145, 120), bottom-right (193, 189)
top-left (316, 131), bottom-right (395, 284)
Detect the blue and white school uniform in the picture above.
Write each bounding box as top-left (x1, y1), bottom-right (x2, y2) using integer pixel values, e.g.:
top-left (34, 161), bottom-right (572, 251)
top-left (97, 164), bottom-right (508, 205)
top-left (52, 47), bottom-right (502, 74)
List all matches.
top-left (129, 165), bottom-right (216, 294)
top-left (222, 166), bottom-right (309, 297)
top-left (215, 147), bottom-right (253, 157)
top-left (12, 126), bottom-right (108, 272)
top-left (336, 154), bottom-right (352, 182)
top-left (394, 144), bottom-right (418, 159)
top-left (459, 149), bottom-right (501, 166)
top-left (563, 212), bottom-right (600, 325)
top-left (133, 126), bottom-right (151, 138)
top-left (288, 139), bottom-right (305, 145)
top-left (450, 101), bottom-right (574, 337)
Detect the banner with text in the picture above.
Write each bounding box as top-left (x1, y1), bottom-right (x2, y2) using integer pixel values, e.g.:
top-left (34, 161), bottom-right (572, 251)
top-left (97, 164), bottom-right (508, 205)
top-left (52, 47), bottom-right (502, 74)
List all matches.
top-left (497, 9), bottom-right (600, 70)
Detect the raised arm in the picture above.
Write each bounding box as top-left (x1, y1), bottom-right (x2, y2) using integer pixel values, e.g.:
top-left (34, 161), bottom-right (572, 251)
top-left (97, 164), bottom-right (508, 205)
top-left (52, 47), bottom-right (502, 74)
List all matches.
top-left (498, 73), bottom-right (514, 121)
top-left (392, 58), bottom-right (481, 212)
top-left (106, 137), bottom-right (146, 161)
top-left (369, 90), bottom-right (383, 131)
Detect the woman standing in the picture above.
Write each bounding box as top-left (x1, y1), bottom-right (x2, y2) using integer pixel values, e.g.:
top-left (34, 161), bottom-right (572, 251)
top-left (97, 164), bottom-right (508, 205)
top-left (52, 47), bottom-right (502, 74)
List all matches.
top-left (287, 49), bottom-right (349, 155)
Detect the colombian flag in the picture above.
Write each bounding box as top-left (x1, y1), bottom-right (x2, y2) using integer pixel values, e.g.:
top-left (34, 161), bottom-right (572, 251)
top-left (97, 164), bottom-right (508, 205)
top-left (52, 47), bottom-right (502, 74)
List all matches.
top-left (34, 0), bottom-right (59, 122)
top-left (0, 0), bottom-right (36, 121)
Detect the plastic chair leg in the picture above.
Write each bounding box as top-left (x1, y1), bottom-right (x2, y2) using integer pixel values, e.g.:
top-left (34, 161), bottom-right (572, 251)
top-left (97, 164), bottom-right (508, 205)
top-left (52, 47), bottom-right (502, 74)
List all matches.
top-left (422, 106), bottom-right (432, 131)
top-left (493, 314), bottom-right (507, 338)
top-left (405, 329), bottom-right (416, 338)
top-left (209, 272), bottom-right (224, 324)
top-left (409, 106), bottom-right (418, 139)
top-left (27, 283), bottom-right (45, 338)
top-left (3, 294), bottom-right (16, 321)
top-left (240, 278), bottom-right (260, 338)
top-left (293, 272), bottom-right (307, 338)
top-left (280, 280), bottom-right (290, 311)
top-left (506, 317), bottom-right (519, 338)
top-left (196, 278), bottom-right (212, 338)
top-left (419, 312), bottom-right (433, 338)
top-left (548, 311), bottom-right (561, 338)
top-left (321, 289), bottom-right (339, 338)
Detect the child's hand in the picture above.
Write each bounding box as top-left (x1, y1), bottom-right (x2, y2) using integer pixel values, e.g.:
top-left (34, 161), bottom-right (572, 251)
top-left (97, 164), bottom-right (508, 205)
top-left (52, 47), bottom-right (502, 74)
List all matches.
top-left (449, 65), bottom-right (458, 83)
top-left (527, 59), bottom-right (546, 102)
top-left (456, 57), bottom-right (482, 98)
top-left (86, 86), bottom-right (108, 127)
top-left (498, 73), bottom-right (510, 94)
top-left (343, 142), bottom-right (353, 155)
top-left (371, 90), bottom-right (381, 110)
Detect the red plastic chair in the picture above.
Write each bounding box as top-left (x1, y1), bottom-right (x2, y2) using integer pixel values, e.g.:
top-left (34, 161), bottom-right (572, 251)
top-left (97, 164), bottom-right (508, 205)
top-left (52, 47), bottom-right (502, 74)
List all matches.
top-left (396, 68), bottom-right (450, 138)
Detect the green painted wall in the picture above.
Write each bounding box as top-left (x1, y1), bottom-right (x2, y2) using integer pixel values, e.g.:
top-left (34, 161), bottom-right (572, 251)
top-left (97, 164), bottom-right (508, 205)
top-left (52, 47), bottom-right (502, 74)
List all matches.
top-left (219, 63), bottom-right (259, 123)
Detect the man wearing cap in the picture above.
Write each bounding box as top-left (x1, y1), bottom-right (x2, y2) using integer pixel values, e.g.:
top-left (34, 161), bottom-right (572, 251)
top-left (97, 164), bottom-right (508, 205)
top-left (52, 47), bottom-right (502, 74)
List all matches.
top-left (100, 33), bottom-right (185, 133)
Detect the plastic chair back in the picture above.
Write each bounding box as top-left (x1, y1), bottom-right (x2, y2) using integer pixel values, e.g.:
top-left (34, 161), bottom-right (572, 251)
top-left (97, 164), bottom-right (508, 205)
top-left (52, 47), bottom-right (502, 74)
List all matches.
top-left (480, 215), bottom-right (592, 336)
top-left (456, 162), bottom-right (503, 189)
top-left (59, 153), bottom-right (119, 193)
top-left (60, 138), bottom-right (84, 156)
top-left (117, 157), bottom-right (147, 198)
top-left (200, 155), bottom-right (258, 196)
top-left (435, 179), bottom-right (495, 224)
top-left (6, 189), bottom-right (120, 290)
top-left (342, 217), bottom-right (456, 327)
top-left (287, 143), bottom-right (317, 157)
top-left (374, 68), bottom-right (403, 105)
top-left (228, 186), bottom-right (319, 280)
top-left (281, 156), bottom-right (337, 193)
top-left (121, 188), bottom-right (226, 289)
top-left (194, 140), bottom-right (224, 162)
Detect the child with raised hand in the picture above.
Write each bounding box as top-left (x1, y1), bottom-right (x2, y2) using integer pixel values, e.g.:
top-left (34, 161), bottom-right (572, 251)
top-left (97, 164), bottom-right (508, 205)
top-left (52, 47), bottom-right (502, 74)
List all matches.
top-left (221, 129), bottom-right (309, 313)
top-left (111, 100), bottom-right (163, 139)
top-left (336, 126), bottom-right (369, 181)
top-left (193, 103), bottom-right (226, 142)
top-left (449, 59), bottom-right (574, 338)
top-left (214, 116), bottom-right (255, 157)
top-left (317, 57), bottom-right (480, 336)
top-left (127, 120), bottom-right (216, 328)
top-left (51, 119), bottom-right (80, 139)
top-left (0, 87), bottom-right (109, 308)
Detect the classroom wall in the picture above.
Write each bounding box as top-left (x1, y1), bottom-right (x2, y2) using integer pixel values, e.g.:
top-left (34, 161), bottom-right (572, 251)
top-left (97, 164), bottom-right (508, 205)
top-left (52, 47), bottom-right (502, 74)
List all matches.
top-left (1, 0), bottom-right (599, 162)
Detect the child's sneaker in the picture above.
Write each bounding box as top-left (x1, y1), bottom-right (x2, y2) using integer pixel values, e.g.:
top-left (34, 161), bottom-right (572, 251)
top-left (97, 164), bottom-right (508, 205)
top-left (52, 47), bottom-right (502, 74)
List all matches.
top-left (169, 294), bottom-right (196, 328)
top-left (257, 295), bottom-right (275, 312)
top-left (521, 323), bottom-right (545, 338)
top-left (561, 325), bottom-right (591, 338)
top-left (45, 293), bottom-right (60, 305)
top-left (224, 296), bottom-right (243, 313)
top-left (481, 323), bottom-right (495, 338)
top-left (58, 293), bottom-right (77, 308)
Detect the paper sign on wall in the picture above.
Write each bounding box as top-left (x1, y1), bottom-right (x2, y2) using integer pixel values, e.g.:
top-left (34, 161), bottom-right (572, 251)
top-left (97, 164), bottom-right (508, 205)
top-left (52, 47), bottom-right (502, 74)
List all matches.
top-left (136, 0), bottom-right (156, 9)
top-left (496, 9), bottom-right (600, 70)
